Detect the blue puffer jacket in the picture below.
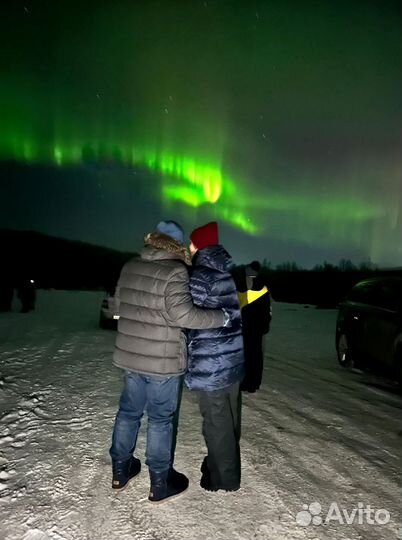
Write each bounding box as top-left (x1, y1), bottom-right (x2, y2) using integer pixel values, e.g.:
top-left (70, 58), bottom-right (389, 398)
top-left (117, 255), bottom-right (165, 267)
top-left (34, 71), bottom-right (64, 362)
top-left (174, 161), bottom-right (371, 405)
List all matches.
top-left (185, 245), bottom-right (245, 391)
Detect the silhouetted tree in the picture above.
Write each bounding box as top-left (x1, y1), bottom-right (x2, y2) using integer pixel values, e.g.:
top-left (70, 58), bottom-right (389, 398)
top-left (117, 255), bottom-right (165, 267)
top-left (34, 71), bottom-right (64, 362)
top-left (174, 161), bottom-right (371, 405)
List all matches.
top-left (275, 261), bottom-right (300, 272)
top-left (338, 259), bottom-right (356, 272)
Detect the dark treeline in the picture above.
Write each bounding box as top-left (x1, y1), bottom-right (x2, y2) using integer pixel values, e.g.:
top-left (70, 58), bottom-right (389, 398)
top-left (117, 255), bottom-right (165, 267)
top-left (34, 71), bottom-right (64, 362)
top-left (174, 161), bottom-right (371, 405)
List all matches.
top-left (0, 230), bottom-right (134, 292)
top-left (1, 230), bottom-right (401, 308)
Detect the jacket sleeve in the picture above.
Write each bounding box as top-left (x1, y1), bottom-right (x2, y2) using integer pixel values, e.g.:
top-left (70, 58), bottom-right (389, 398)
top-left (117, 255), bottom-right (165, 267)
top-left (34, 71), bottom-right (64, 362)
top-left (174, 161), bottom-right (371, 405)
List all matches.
top-left (164, 266), bottom-right (225, 329)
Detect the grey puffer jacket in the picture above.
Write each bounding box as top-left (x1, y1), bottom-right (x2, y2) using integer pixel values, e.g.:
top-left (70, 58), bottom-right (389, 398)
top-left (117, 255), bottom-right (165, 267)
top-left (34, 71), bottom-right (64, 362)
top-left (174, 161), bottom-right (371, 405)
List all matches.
top-left (113, 233), bottom-right (225, 376)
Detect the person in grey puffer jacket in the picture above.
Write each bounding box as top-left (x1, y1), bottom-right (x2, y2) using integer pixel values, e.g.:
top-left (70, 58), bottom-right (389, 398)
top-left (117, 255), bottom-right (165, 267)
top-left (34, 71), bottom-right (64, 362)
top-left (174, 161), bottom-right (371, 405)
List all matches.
top-left (110, 220), bottom-right (229, 504)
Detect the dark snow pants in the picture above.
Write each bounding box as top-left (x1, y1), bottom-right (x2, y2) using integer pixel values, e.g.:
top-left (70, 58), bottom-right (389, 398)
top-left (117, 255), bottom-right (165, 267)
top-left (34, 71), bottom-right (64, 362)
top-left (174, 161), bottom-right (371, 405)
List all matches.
top-left (198, 382), bottom-right (241, 490)
top-left (241, 332), bottom-right (264, 392)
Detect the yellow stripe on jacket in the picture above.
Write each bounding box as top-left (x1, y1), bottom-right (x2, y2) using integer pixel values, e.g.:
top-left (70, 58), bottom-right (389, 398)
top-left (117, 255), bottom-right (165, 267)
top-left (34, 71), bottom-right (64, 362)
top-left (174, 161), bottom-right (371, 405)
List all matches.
top-left (238, 286), bottom-right (269, 310)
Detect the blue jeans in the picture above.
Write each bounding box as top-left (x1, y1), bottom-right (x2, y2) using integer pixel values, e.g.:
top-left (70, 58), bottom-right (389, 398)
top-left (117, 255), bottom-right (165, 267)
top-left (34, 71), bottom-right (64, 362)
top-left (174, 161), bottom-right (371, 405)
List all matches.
top-left (110, 372), bottom-right (180, 474)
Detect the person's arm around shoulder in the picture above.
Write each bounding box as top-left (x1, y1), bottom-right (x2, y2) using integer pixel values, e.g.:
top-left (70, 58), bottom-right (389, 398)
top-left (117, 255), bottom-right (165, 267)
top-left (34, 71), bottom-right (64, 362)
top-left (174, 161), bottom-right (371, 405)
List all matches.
top-left (164, 265), bottom-right (226, 329)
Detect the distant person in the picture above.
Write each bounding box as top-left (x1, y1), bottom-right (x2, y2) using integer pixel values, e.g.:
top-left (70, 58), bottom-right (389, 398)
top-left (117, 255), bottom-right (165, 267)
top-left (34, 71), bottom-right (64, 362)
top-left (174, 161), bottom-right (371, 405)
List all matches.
top-left (237, 261), bottom-right (271, 393)
top-left (110, 220), bottom-right (230, 504)
top-left (185, 221), bottom-right (245, 492)
top-left (17, 279), bottom-right (36, 313)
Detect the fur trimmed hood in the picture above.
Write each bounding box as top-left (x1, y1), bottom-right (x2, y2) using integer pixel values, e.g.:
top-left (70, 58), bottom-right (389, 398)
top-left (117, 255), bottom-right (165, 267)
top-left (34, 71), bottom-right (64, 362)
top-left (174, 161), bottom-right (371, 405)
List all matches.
top-left (142, 232), bottom-right (192, 266)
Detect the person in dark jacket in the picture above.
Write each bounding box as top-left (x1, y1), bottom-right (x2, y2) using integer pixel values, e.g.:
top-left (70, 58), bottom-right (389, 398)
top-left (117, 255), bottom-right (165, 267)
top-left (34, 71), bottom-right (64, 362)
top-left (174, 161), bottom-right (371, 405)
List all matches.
top-left (185, 221), bottom-right (244, 492)
top-left (110, 220), bottom-right (229, 504)
top-left (238, 261), bottom-right (271, 393)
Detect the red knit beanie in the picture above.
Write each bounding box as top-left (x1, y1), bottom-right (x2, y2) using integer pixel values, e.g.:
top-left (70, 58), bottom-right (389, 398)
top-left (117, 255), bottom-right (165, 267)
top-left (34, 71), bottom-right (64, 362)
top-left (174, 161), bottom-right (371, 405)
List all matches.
top-left (190, 222), bottom-right (219, 251)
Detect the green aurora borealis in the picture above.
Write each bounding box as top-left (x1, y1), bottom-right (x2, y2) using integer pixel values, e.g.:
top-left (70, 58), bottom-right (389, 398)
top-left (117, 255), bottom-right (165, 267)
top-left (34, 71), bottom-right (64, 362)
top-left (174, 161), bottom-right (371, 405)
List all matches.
top-left (0, 0), bottom-right (401, 265)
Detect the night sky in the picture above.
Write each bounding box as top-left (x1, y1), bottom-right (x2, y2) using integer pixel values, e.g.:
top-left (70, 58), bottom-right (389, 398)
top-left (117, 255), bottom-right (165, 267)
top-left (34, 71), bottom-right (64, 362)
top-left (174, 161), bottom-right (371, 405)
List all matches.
top-left (1, 0), bottom-right (401, 267)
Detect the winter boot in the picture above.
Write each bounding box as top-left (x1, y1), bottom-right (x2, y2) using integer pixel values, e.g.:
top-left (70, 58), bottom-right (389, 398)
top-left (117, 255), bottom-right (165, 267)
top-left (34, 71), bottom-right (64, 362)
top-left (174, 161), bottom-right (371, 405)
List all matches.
top-left (200, 457), bottom-right (240, 492)
top-left (167, 467), bottom-right (189, 490)
top-left (112, 456), bottom-right (141, 491)
top-left (148, 468), bottom-right (189, 504)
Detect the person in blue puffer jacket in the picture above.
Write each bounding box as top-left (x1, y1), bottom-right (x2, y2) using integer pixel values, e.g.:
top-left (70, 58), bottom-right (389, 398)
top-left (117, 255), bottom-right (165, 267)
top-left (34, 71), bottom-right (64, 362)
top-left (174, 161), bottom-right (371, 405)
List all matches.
top-left (185, 221), bottom-right (245, 492)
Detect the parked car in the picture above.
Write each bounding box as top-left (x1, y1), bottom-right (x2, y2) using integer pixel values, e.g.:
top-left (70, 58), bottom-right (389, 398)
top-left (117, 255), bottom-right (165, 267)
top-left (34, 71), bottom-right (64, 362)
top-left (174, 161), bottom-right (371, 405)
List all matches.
top-left (336, 276), bottom-right (402, 385)
top-left (99, 288), bottom-right (119, 329)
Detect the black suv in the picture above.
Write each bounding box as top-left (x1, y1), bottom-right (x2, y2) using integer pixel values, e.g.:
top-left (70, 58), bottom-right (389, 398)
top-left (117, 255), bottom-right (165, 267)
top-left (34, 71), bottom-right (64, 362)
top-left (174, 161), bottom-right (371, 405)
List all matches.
top-left (336, 276), bottom-right (402, 384)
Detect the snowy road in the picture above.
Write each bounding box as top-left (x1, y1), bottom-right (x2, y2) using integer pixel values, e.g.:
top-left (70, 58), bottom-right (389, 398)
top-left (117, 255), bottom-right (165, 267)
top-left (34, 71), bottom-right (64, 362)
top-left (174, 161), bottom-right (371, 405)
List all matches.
top-left (0, 291), bottom-right (400, 540)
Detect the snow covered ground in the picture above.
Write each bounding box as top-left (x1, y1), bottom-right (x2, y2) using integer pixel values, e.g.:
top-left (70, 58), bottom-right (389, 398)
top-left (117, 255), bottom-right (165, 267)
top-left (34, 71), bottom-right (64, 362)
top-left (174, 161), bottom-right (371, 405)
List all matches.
top-left (0, 291), bottom-right (400, 540)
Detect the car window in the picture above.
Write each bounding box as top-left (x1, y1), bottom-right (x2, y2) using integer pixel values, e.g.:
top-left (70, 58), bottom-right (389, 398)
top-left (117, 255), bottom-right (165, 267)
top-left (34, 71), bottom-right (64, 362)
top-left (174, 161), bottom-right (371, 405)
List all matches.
top-left (348, 282), bottom-right (377, 304)
top-left (349, 279), bottom-right (402, 311)
top-left (379, 280), bottom-right (402, 311)
top-left (374, 284), bottom-right (397, 311)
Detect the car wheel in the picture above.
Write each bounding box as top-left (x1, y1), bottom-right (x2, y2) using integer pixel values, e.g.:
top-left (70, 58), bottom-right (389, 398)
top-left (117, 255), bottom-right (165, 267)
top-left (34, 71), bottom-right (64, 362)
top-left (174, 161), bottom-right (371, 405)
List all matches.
top-left (337, 333), bottom-right (353, 368)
